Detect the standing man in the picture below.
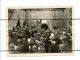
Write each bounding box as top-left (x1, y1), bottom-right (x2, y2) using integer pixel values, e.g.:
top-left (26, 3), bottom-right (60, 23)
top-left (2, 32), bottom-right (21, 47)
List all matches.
top-left (50, 27), bottom-right (61, 53)
top-left (41, 24), bottom-right (50, 53)
top-left (21, 38), bottom-right (29, 53)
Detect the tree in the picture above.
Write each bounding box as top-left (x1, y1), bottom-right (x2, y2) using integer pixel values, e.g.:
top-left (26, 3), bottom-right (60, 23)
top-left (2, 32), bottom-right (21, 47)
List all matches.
top-left (16, 18), bottom-right (20, 28)
top-left (12, 27), bottom-right (15, 31)
top-left (23, 21), bottom-right (26, 28)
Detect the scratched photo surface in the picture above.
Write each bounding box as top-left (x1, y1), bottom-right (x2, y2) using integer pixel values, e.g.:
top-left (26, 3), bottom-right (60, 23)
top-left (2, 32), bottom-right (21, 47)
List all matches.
top-left (7, 7), bottom-right (73, 56)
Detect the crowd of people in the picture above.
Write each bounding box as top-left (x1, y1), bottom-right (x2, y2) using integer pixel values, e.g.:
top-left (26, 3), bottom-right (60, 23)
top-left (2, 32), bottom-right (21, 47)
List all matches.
top-left (9, 23), bottom-right (72, 53)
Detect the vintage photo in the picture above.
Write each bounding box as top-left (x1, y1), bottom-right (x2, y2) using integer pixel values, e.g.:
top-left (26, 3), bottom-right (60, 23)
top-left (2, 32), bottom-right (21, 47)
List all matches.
top-left (7, 7), bottom-right (74, 56)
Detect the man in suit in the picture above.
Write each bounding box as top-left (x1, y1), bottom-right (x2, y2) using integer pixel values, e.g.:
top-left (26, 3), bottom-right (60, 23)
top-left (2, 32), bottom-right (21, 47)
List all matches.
top-left (41, 24), bottom-right (50, 53)
top-left (21, 38), bottom-right (29, 53)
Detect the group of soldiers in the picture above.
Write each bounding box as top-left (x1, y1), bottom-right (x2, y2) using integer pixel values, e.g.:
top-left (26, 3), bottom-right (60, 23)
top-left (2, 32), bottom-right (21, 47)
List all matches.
top-left (9, 23), bottom-right (72, 53)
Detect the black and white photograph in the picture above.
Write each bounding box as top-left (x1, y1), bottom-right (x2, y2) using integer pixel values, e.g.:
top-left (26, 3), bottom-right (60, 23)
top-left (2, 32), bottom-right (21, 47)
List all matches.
top-left (7, 7), bottom-right (73, 56)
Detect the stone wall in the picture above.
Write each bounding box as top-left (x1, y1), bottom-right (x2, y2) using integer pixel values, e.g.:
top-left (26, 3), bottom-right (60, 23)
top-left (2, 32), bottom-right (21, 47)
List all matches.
top-left (8, 8), bottom-right (72, 31)
top-left (8, 9), bottom-right (25, 30)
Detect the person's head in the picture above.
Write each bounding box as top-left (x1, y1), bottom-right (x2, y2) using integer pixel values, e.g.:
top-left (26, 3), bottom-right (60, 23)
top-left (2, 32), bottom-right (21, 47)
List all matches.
top-left (9, 44), bottom-right (15, 53)
top-left (34, 33), bottom-right (38, 37)
top-left (22, 38), bottom-right (26, 43)
top-left (17, 39), bottom-right (22, 45)
top-left (39, 37), bottom-right (44, 41)
top-left (13, 32), bottom-right (16, 35)
top-left (38, 28), bottom-right (42, 33)
top-left (60, 36), bottom-right (67, 44)
top-left (30, 37), bottom-right (35, 43)
top-left (29, 28), bottom-right (32, 32)
top-left (33, 33), bottom-right (39, 40)
top-left (41, 33), bottom-right (44, 37)
top-left (38, 41), bottom-right (43, 47)
top-left (41, 24), bottom-right (48, 32)
top-left (32, 45), bottom-right (38, 52)
top-left (68, 33), bottom-right (71, 36)
top-left (62, 31), bottom-right (67, 36)
top-left (9, 43), bottom-right (15, 51)
top-left (52, 27), bottom-right (58, 35)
